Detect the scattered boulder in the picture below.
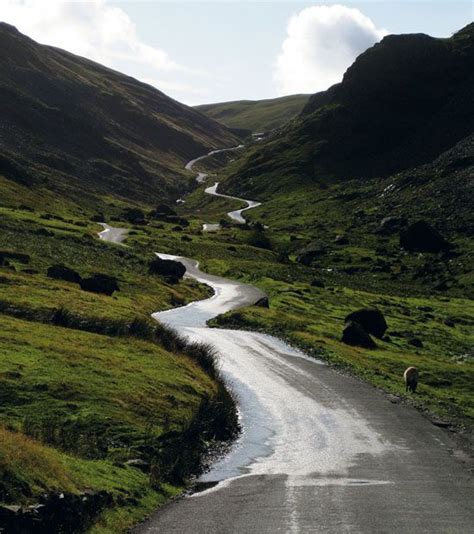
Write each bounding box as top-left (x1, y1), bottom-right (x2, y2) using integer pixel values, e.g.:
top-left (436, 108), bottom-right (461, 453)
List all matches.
top-left (149, 204), bottom-right (177, 218)
top-left (47, 264), bottom-right (81, 284)
top-left (342, 321), bottom-right (377, 349)
top-left (80, 274), bottom-right (119, 295)
top-left (121, 208), bottom-right (147, 225)
top-left (344, 308), bottom-right (388, 338)
top-left (149, 257), bottom-right (186, 282)
top-left (0, 251), bottom-right (30, 264)
top-left (334, 234), bottom-right (349, 245)
top-left (296, 243), bottom-right (326, 266)
top-left (247, 230), bottom-right (272, 250)
top-left (254, 296), bottom-right (269, 308)
top-left (400, 221), bottom-right (450, 253)
top-left (408, 337), bottom-right (424, 348)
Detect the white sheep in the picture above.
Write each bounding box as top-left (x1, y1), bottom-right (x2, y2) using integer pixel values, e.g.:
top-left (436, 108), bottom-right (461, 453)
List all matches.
top-left (404, 366), bottom-right (419, 393)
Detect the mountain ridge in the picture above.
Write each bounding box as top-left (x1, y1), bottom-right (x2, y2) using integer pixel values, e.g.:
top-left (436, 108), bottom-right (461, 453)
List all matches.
top-left (195, 94), bottom-right (310, 133)
top-left (222, 24), bottom-right (474, 198)
top-left (0, 22), bottom-right (237, 211)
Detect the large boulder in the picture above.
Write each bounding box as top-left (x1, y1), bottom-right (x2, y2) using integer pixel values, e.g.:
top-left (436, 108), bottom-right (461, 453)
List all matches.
top-left (149, 257), bottom-right (186, 282)
top-left (150, 204), bottom-right (177, 218)
top-left (80, 274), bottom-right (119, 295)
top-left (121, 208), bottom-right (147, 225)
top-left (400, 221), bottom-right (450, 253)
top-left (47, 264), bottom-right (81, 284)
top-left (344, 308), bottom-right (388, 338)
top-left (342, 321), bottom-right (377, 349)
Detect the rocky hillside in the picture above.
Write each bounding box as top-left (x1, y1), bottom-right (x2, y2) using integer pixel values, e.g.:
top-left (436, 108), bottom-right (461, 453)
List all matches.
top-left (195, 94), bottom-right (309, 133)
top-left (223, 24), bottom-right (474, 196)
top-left (216, 24), bottom-right (473, 299)
top-left (0, 23), bottom-right (237, 209)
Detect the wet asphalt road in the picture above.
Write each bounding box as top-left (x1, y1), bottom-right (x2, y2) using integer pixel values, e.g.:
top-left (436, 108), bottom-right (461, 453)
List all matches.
top-left (140, 255), bottom-right (473, 534)
top-left (98, 154), bottom-right (473, 533)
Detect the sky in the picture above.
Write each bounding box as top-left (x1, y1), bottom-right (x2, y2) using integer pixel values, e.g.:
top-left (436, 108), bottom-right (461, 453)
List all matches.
top-left (1, 1), bottom-right (473, 105)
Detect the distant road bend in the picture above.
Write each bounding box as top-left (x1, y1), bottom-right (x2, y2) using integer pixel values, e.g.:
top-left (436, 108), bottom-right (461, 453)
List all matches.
top-left (186, 145), bottom-right (261, 226)
top-left (98, 153), bottom-right (474, 533)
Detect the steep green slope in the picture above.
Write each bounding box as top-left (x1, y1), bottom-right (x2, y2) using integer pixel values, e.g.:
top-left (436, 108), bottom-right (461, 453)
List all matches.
top-left (195, 94), bottom-right (309, 133)
top-left (214, 25), bottom-right (473, 300)
top-left (0, 23), bottom-right (237, 211)
top-left (0, 24), bottom-right (240, 529)
top-left (0, 205), bottom-right (238, 532)
top-left (223, 24), bottom-right (474, 197)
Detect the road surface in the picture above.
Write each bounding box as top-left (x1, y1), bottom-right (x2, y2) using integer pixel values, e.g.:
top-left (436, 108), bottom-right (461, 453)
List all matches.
top-left (137, 255), bottom-right (473, 533)
top-left (98, 155), bottom-right (473, 533)
top-left (97, 222), bottom-right (128, 244)
top-left (186, 146), bottom-right (261, 226)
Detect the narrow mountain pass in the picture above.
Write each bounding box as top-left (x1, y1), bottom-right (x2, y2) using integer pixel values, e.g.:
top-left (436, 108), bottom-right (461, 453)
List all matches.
top-left (135, 251), bottom-right (473, 534)
top-left (186, 145), bottom-right (262, 226)
top-left (97, 245), bottom-right (473, 533)
top-left (99, 155), bottom-right (473, 533)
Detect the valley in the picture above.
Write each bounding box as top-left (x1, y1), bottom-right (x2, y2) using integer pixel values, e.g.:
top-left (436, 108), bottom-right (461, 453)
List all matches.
top-left (0, 18), bottom-right (473, 534)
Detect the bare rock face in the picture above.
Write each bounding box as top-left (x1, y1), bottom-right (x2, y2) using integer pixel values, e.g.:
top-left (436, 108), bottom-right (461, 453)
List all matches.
top-left (344, 308), bottom-right (388, 338)
top-left (400, 221), bottom-right (451, 253)
top-left (342, 321), bottom-right (377, 349)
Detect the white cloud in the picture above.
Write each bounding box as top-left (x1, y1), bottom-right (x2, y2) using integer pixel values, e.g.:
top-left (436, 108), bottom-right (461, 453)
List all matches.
top-left (274, 4), bottom-right (387, 96)
top-left (1, 0), bottom-right (180, 72)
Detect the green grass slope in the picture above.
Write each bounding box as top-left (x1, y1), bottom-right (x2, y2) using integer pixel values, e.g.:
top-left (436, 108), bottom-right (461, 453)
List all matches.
top-left (0, 22), bottom-right (237, 208)
top-left (166, 117), bottom-right (473, 442)
top-left (195, 94), bottom-right (310, 132)
top-left (223, 24), bottom-right (474, 195)
top-left (0, 205), bottom-right (235, 532)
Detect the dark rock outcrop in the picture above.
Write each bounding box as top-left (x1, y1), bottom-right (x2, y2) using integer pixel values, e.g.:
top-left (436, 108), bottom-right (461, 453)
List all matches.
top-left (400, 221), bottom-right (450, 253)
top-left (334, 234), bottom-right (349, 245)
top-left (296, 243), bottom-right (326, 266)
top-left (80, 274), bottom-right (119, 295)
top-left (149, 257), bottom-right (186, 282)
top-left (254, 296), bottom-right (269, 308)
top-left (47, 264), bottom-right (81, 284)
top-left (344, 308), bottom-right (388, 338)
top-left (342, 321), bottom-right (377, 349)
top-left (408, 337), bottom-right (424, 348)
top-left (122, 208), bottom-right (147, 225)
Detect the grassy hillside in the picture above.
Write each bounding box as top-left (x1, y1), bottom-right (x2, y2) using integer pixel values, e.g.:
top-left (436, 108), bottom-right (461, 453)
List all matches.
top-left (0, 23), bottom-right (237, 210)
top-left (222, 24), bottom-right (474, 195)
top-left (169, 26), bottom-right (474, 443)
top-left (195, 94), bottom-right (309, 132)
top-left (0, 203), bottom-right (239, 532)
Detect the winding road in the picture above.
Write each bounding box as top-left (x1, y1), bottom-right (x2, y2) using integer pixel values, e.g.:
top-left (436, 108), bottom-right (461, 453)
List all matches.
top-left (186, 145), bottom-right (261, 227)
top-left (98, 152), bottom-right (474, 533)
